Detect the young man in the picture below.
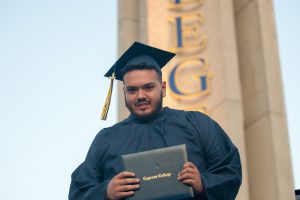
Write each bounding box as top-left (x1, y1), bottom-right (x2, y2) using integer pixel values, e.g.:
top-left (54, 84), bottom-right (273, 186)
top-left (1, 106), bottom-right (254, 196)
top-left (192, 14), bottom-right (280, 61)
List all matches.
top-left (69, 42), bottom-right (242, 200)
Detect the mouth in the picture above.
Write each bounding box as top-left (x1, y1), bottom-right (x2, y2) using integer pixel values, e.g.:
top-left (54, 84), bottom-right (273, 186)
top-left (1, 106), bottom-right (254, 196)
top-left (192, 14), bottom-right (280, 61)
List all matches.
top-left (135, 101), bottom-right (150, 110)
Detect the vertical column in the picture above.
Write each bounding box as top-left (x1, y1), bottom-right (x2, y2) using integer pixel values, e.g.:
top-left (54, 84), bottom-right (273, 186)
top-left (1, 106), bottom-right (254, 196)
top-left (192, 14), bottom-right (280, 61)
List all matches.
top-left (147, 1), bottom-right (250, 199)
top-left (234, 0), bottom-right (294, 199)
top-left (209, 1), bottom-right (250, 199)
top-left (117, 0), bottom-right (147, 121)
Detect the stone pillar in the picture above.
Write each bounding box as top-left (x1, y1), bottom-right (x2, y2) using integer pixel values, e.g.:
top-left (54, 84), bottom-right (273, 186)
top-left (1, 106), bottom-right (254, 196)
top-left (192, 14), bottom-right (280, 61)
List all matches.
top-left (117, 0), bottom-right (143, 121)
top-left (234, 0), bottom-right (294, 199)
top-left (118, 0), bottom-right (294, 199)
top-left (146, 1), bottom-right (250, 199)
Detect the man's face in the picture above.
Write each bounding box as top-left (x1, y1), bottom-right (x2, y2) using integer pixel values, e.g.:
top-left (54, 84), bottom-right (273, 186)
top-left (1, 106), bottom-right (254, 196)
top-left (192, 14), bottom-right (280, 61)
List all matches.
top-left (123, 69), bottom-right (166, 120)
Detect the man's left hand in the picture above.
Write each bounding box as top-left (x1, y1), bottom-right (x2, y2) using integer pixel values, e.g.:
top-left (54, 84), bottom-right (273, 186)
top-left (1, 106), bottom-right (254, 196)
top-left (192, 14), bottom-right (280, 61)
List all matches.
top-left (177, 162), bottom-right (203, 194)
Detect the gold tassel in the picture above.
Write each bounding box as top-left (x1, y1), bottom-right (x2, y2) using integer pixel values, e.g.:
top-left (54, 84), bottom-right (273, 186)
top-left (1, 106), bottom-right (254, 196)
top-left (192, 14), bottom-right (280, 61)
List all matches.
top-left (101, 72), bottom-right (116, 120)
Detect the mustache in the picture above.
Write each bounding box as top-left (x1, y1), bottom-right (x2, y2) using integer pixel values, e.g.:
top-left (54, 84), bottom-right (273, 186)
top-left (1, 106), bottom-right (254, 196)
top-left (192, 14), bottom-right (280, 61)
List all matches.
top-left (135, 98), bottom-right (150, 105)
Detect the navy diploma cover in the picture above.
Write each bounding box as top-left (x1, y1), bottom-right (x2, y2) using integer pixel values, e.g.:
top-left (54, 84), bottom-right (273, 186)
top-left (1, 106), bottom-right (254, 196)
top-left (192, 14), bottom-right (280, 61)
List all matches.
top-left (121, 145), bottom-right (194, 200)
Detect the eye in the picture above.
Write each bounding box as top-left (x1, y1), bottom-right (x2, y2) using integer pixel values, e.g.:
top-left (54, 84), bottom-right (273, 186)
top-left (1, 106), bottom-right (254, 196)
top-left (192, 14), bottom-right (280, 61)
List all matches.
top-left (144, 84), bottom-right (154, 91)
top-left (126, 87), bottom-right (137, 94)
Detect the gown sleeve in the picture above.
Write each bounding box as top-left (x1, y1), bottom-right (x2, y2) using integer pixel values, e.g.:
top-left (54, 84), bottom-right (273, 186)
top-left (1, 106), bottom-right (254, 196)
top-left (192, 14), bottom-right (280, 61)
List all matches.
top-left (69, 129), bottom-right (110, 200)
top-left (187, 112), bottom-right (242, 200)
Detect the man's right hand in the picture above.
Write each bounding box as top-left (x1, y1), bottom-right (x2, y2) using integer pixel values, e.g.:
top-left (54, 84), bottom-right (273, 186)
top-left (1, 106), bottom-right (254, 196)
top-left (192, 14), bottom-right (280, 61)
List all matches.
top-left (106, 171), bottom-right (140, 200)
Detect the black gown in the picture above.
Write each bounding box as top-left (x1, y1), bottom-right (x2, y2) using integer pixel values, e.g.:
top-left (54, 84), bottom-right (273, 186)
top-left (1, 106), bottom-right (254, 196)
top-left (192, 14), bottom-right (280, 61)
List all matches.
top-left (69, 107), bottom-right (242, 200)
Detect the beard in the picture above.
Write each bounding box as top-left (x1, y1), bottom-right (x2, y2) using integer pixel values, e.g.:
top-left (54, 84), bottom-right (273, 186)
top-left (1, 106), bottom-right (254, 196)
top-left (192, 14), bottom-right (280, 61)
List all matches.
top-left (125, 92), bottom-right (163, 122)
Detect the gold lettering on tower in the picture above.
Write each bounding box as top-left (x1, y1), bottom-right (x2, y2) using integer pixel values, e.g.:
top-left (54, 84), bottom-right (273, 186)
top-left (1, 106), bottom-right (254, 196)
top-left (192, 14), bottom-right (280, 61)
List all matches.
top-left (167, 0), bottom-right (214, 112)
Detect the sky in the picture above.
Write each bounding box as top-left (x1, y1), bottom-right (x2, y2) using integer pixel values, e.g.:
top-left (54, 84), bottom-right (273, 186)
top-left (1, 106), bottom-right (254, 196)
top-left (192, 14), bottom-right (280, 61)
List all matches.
top-left (0, 0), bottom-right (298, 200)
top-left (273, 0), bottom-right (300, 191)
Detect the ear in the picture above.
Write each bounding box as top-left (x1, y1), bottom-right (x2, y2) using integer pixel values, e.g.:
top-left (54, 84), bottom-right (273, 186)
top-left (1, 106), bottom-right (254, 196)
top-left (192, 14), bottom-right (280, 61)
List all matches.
top-left (123, 85), bottom-right (129, 103)
top-left (162, 81), bottom-right (166, 97)
top-left (122, 81), bottom-right (126, 93)
top-left (122, 84), bottom-right (127, 97)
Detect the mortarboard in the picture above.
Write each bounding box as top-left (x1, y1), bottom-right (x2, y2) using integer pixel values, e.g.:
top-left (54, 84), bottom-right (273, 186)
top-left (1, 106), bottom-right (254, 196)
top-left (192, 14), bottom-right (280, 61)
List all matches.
top-left (101, 42), bottom-right (176, 120)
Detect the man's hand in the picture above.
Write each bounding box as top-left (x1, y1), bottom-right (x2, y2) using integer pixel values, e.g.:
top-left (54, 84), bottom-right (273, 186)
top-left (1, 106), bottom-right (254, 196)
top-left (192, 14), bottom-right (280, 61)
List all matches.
top-left (106, 171), bottom-right (140, 200)
top-left (177, 162), bottom-right (203, 194)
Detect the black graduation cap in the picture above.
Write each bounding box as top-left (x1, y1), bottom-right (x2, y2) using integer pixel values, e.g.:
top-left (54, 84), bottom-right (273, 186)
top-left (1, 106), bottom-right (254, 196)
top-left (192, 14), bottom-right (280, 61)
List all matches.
top-left (101, 41), bottom-right (176, 120)
top-left (104, 42), bottom-right (176, 81)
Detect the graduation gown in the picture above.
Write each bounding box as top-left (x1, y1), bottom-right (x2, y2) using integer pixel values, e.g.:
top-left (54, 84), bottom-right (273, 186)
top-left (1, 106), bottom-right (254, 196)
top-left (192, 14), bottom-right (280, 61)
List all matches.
top-left (69, 107), bottom-right (242, 200)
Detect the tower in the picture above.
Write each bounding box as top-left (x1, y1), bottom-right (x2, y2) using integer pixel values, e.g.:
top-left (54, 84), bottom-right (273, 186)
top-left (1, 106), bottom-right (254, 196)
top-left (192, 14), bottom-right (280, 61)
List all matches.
top-left (117, 1), bottom-right (294, 199)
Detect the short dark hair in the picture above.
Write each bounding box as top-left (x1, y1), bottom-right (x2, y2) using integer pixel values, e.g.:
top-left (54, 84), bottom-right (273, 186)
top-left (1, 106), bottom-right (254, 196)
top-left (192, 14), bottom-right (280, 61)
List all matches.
top-left (121, 63), bottom-right (162, 82)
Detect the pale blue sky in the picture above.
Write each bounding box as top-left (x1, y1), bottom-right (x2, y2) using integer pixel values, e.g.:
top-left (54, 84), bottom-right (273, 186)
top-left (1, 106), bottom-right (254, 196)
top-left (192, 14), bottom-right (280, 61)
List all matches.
top-left (274, 0), bottom-right (300, 191)
top-left (0, 0), bottom-right (298, 199)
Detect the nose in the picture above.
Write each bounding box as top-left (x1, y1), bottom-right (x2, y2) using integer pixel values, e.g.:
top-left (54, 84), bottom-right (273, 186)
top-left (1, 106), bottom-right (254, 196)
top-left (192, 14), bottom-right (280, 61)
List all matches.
top-left (137, 89), bottom-right (146, 100)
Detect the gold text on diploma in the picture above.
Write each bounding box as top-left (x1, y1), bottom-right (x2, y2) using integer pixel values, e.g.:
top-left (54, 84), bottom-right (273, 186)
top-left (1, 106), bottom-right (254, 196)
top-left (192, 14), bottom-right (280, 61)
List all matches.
top-left (143, 173), bottom-right (172, 181)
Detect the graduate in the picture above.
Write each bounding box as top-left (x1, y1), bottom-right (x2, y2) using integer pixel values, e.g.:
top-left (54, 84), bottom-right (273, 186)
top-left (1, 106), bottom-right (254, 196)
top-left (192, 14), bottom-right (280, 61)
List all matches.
top-left (69, 42), bottom-right (242, 200)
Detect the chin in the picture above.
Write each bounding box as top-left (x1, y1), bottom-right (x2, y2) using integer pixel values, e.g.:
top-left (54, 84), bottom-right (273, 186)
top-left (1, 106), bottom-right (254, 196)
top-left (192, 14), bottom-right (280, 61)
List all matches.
top-left (125, 97), bottom-right (163, 121)
top-left (128, 108), bottom-right (152, 119)
top-left (136, 108), bottom-right (152, 114)
top-left (134, 110), bottom-right (153, 118)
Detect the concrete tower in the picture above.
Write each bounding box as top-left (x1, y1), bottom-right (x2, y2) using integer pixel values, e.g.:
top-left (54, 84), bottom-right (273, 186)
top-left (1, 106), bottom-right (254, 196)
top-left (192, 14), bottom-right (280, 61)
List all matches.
top-left (117, 1), bottom-right (294, 199)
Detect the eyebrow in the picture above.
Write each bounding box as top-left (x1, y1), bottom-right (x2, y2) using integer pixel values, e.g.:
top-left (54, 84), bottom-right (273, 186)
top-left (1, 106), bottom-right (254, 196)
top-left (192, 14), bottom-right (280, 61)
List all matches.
top-left (124, 82), bottom-right (155, 87)
top-left (125, 82), bottom-right (156, 89)
top-left (143, 82), bottom-right (155, 87)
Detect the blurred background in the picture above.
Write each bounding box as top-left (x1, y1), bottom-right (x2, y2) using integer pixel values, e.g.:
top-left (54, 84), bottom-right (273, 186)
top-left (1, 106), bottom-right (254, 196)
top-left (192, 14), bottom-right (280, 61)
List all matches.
top-left (0, 0), bottom-right (298, 199)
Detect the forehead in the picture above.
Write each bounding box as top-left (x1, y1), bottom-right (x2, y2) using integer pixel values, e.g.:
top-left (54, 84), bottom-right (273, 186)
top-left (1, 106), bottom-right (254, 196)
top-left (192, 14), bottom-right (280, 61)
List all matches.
top-left (123, 69), bottom-right (160, 86)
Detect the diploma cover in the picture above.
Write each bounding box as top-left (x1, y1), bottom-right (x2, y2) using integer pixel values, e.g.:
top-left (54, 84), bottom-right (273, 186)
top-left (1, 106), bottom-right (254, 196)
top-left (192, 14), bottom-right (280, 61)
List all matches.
top-left (121, 144), bottom-right (194, 200)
